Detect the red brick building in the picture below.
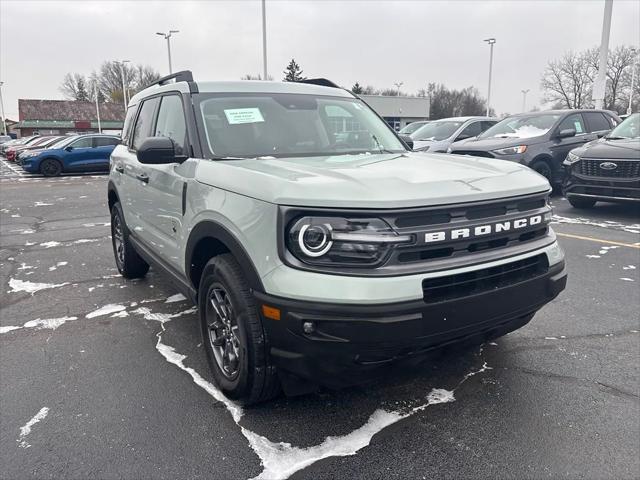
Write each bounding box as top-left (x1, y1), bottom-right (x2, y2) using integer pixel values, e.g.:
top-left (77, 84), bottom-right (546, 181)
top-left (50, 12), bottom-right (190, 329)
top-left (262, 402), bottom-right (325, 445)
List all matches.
top-left (14, 99), bottom-right (125, 137)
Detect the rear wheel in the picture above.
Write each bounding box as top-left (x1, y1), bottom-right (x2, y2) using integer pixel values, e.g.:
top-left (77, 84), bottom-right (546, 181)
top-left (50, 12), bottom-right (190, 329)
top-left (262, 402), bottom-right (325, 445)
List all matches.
top-left (40, 158), bottom-right (62, 177)
top-left (199, 254), bottom-right (280, 405)
top-left (567, 196), bottom-right (597, 209)
top-left (110, 202), bottom-right (149, 278)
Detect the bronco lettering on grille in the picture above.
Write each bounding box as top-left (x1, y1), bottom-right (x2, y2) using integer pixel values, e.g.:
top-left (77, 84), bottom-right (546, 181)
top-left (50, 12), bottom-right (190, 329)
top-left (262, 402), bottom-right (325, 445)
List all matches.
top-left (424, 215), bottom-right (543, 243)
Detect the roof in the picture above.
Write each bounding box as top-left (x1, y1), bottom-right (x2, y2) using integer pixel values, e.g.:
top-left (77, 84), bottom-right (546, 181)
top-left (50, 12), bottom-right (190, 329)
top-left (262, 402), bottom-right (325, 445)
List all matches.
top-left (129, 80), bottom-right (354, 105)
top-left (430, 116), bottom-right (495, 121)
top-left (18, 99), bottom-right (125, 122)
top-left (14, 120), bottom-right (123, 129)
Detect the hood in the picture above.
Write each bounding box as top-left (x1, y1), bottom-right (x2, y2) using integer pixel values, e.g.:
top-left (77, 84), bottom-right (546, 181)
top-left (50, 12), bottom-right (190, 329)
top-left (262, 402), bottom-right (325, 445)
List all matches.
top-left (451, 135), bottom-right (544, 152)
top-left (195, 152), bottom-right (550, 208)
top-left (573, 137), bottom-right (640, 159)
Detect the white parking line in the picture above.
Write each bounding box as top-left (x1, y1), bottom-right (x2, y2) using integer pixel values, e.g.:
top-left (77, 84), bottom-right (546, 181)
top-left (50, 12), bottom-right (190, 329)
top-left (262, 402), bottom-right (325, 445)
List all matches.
top-left (0, 157), bottom-right (29, 177)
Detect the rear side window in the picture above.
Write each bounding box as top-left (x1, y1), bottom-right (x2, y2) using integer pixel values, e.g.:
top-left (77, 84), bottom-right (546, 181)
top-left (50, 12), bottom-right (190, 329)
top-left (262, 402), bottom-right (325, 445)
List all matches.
top-left (121, 106), bottom-right (137, 145)
top-left (558, 114), bottom-right (586, 135)
top-left (584, 112), bottom-right (612, 133)
top-left (132, 97), bottom-right (160, 151)
top-left (94, 137), bottom-right (120, 147)
top-left (155, 95), bottom-right (188, 156)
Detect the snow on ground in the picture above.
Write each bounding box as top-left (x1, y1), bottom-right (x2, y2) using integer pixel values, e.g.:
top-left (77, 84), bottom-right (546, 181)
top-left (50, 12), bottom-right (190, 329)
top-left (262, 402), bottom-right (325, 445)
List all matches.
top-left (17, 407), bottom-right (49, 448)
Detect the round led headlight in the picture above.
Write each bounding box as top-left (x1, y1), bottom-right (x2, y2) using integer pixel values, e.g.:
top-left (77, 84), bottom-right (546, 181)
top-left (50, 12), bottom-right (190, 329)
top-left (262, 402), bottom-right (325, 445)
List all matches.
top-left (298, 223), bottom-right (333, 257)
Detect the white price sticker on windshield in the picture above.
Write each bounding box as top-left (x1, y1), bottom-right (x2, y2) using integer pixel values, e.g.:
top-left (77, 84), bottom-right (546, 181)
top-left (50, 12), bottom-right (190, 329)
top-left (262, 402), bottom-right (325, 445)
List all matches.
top-left (224, 108), bottom-right (265, 125)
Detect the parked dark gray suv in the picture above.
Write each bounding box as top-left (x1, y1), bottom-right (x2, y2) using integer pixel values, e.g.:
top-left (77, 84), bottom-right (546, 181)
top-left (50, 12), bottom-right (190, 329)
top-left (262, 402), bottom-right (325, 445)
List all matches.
top-left (448, 110), bottom-right (620, 186)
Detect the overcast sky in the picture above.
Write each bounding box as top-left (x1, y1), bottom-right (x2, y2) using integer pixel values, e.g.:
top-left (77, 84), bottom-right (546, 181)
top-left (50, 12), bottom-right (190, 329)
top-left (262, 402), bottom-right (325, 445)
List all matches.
top-left (1, 0), bottom-right (639, 120)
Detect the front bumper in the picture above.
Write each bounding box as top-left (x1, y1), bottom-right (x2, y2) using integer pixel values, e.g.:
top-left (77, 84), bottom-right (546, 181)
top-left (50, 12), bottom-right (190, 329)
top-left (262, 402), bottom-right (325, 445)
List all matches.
top-left (256, 253), bottom-right (567, 388)
top-left (563, 166), bottom-right (640, 203)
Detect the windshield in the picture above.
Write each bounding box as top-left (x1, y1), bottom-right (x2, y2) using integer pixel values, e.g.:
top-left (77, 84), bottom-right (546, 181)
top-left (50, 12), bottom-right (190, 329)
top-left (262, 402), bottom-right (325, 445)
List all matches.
top-left (196, 93), bottom-right (406, 159)
top-left (399, 121), bottom-right (428, 135)
top-left (608, 113), bottom-right (640, 139)
top-left (409, 121), bottom-right (464, 141)
top-left (480, 113), bottom-right (561, 139)
top-left (48, 136), bottom-right (78, 149)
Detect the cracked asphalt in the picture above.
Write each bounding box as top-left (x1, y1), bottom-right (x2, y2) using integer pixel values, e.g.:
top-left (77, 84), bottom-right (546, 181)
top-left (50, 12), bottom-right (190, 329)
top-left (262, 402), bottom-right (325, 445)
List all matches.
top-left (1, 165), bottom-right (639, 480)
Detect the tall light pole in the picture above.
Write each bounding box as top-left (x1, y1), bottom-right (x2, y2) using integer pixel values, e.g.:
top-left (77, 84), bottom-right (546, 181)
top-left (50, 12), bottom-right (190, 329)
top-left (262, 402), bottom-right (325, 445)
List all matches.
top-left (261, 0), bottom-right (268, 80)
top-left (484, 38), bottom-right (496, 117)
top-left (394, 82), bottom-right (403, 95)
top-left (0, 81), bottom-right (6, 135)
top-left (119, 60), bottom-right (130, 112)
top-left (627, 48), bottom-right (638, 115)
top-left (94, 79), bottom-right (102, 133)
top-left (593, 0), bottom-right (613, 110)
top-left (156, 30), bottom-right (179, 74)
top-left (521, 89), bottom-right (530, 112)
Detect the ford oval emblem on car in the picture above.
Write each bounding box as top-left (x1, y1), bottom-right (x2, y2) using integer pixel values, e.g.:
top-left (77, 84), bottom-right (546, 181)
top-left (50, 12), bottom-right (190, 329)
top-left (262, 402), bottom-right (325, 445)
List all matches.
top-left (599, 161), bottom-right (618, 170)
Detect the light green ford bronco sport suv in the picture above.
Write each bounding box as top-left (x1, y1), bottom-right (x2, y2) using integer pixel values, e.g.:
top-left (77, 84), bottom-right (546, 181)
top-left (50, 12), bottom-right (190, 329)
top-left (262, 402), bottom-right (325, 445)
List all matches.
top-left (108, 71), bottom-right (567, 404)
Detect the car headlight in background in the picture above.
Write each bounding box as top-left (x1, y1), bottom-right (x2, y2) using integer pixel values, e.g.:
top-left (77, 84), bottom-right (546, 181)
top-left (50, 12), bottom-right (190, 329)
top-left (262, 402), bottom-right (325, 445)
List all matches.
top-left (493, 145), bottom-right (527, 155)
top-left (287, 216), bottom-right (413, 267)
top-left (564, 151), bottom-right (581, 164)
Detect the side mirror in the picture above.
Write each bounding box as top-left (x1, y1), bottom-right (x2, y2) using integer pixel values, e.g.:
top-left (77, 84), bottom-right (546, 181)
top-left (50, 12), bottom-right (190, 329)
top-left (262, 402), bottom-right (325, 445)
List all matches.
top-left (137, 136), bottom-right (177, 164)
top-left (399, 134), bottom-right (414, 150)
top-left (456, 133), bottom-right (472, 141)
top-left (557, 128), bottom-right (576, 139)
top-left (65, 146), bottom-right (73, 151)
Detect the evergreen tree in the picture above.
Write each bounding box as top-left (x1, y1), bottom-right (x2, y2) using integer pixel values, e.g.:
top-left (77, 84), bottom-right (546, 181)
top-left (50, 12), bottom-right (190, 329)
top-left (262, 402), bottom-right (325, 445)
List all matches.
top-left (283, 59), bottom-right (305, 82)
top-left (76, 76), bottom-right (89, 101)
top-left (351, 82), bottom-right (363, 94)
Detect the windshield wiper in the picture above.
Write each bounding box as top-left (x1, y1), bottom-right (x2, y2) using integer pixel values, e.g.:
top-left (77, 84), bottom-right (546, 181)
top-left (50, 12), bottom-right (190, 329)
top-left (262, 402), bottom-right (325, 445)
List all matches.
top-left (371, 134), bottom-right (397, 154)
top-left (604, 135), bottom-right (628, 140)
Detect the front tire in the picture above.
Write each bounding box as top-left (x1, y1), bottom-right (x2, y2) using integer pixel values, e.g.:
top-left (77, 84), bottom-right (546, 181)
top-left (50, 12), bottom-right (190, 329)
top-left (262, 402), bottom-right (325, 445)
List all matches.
top-left (199, 254), bottom-right (280, 405)
top-left (567, 196), bottom-right (597, 209)
top-left (110, 202), bottom-right (149, 278)
top-left (40, 158), bottom-right (62, 177)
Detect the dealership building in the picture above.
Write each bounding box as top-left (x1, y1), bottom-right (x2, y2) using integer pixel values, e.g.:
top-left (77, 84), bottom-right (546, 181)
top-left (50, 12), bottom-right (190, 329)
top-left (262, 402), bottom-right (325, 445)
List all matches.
top-left (360, 95), bottom-right (430, 130)
top-left (13, 99), bottom-right (125, 137)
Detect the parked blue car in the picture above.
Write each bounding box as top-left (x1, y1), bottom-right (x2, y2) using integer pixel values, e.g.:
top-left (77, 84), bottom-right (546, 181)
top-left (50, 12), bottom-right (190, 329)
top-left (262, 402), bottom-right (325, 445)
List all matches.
top-left (19, 134), bottom-right (121, 176)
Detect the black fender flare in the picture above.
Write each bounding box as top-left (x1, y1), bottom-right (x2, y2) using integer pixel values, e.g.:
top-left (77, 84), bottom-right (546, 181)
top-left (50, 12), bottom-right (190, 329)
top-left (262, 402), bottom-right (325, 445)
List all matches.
top-left (185, 221), bottom-right (265, 293)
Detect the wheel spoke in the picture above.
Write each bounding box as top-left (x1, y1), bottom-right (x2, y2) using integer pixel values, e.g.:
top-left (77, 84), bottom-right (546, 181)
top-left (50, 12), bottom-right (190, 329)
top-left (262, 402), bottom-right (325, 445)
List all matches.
top-left (207, 284), bottom-right (241, 379)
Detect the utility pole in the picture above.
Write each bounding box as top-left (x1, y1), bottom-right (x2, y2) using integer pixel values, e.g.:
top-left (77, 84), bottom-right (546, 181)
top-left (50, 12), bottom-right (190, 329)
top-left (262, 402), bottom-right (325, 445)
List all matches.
top-left (156, 30), bottom-right (179, 74)
top-left (628, 48), bottom-right (638, 115)
top-left (0, 81), bottom-right (7, 135)
top-left (394, 82), bottom-right (403, 95)
top-left (262, 0), bottom-right (268, 80)
top-left (521, 89), bottom-right (530, 112)
top-left (120, 60), bottom-right (130, 112)
top-left (593, 0), bottom-right (613, 110)
top-left (94, 80), bottom-right (102, 133)
top-left (484, 38), bottom-right (496, 117)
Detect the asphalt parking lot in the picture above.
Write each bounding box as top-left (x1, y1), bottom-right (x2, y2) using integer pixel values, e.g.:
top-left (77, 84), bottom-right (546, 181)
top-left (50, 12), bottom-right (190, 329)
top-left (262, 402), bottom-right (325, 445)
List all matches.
top-left (1, 160), bottom-right (639, 480)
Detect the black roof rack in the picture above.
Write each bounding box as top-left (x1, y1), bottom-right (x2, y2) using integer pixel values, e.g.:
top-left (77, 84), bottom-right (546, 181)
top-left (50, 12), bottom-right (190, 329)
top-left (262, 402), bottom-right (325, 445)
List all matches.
top-left (296, 78), bottom-right (340, 89)
top-left (145, 70), bottom-right (194, 89)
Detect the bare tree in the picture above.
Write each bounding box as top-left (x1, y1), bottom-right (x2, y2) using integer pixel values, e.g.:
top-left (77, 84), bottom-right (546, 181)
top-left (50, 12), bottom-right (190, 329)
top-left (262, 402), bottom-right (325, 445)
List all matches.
top-left (60, 73), bottom-right (89, 101)
top-left (540, 50), bottom-right (595, 109)
top-left (241, 74), bottom-right (274, 80)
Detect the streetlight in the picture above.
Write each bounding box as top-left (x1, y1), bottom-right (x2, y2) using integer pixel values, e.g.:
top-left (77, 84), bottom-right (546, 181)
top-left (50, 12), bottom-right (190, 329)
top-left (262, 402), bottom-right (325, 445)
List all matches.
top-left (393, 82), bottom-right (403, 95)
top-left (0, 81), bottom-right (6, 135)
top-left (484, 38), bottom-right (496, 117)
top-left (627, 48), bottom-right (638, 115)
top-left (261, 0), bottom-right (268, 80)
top-left (156, 30), bottom-right (179, 74)
top-left (119, 60), bottom-right (130, 112)
top-left (593, 0), bottom-right (613, 110)
top-left (521, 89), bottom-right (530, 112)
top-left (94, 79), bottom-right (102, 134)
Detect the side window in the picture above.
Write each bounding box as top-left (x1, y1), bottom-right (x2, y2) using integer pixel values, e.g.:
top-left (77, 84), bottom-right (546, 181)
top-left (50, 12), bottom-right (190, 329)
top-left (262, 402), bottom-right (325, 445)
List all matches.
top-left (481, 121), bottom-right (497, 132)
top-left (70, 137), bottom-right (93, 148)
top-left (132, 97), bottom-right (160, 151)
top-left (584, 112), bottom-right (612, 133)
top-left (155, 95), bottom-right (188, 155)
top-left (121, 105), bottom-right (137, 145)
top-left (557, 114), bottom-right (586, 135)
top-left (457, 121), bottom-right (483, 139)
top-left (93, 137), bottom-right (119, 147)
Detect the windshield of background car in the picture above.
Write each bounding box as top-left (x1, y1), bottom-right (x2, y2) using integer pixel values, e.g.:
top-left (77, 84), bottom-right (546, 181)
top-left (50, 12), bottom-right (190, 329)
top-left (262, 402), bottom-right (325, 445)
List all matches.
top-left (399, 122), bottom-right (427, 135)
top-left (480, 114), bottom-right (561, 139)
top-left (48, 136), bottom-right (77, 149)
top-left (609, 113), bottom-right (640, 139)
top-left (196, 93), bottom-right (406, 159)
top-left (409, 121), bottom-right (464, 141)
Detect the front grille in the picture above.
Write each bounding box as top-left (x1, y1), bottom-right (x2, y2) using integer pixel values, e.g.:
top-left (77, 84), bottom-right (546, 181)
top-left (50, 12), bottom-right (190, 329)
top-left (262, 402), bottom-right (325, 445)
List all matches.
top-left (450, 150), bottom-right (495, 158)
top-left (579, 159), bottom-right (640, 179)
top-left (422, 254), bottom-right (548, 303)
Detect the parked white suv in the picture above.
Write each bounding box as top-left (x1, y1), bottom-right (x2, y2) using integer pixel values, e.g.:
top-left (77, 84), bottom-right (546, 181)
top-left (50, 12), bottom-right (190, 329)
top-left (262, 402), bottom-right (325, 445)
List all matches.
top-left (108, 71), bottom-right (567, 404)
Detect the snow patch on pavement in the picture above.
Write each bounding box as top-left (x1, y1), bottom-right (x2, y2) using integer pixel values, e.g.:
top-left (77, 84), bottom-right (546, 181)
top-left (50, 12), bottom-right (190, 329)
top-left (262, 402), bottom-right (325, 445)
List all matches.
top-left (17, 407), bottom-right (49, 448)
top-left (86, 304), bottom-right (127, 318)
top-left (623, 265), bottom-right (636, 270)
top-left (33, 201), bottom-right (53, 207)
top-left (48, 261), bottom-right (68, 271)
top-left (23, 316), bottom-right (78, 330)
top-left (39, 241), bottom-right (61, 248)
top-left (165, 293), bottom-right (187, 303)
top-left (8, 278), bottom-right (69, 294)
top-left (0, 326), bottom-right (22, 334)
top-left (552, 215), bottom-right (640, 234)
top-left (620, 277), bottom-right (635, 282)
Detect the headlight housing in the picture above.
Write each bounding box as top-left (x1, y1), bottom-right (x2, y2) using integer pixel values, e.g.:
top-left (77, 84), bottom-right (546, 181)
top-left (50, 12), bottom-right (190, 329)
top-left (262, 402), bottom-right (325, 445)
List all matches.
top-left (493, 145), bottom-right (527, 155)
top-left (287, 216), bottom-right (412, 267)
top-left (564, 151), bottom-right (581, 164)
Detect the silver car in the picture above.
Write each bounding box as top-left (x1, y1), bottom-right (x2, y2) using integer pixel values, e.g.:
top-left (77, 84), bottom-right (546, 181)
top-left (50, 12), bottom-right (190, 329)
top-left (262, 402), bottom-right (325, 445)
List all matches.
top-left (411, 116), bottom-right (497, 153)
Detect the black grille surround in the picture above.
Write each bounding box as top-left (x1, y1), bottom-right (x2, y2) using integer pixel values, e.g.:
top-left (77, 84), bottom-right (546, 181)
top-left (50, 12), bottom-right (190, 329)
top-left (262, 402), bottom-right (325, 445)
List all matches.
top-left (449, 150), bottom-right (496, 158)
top-left (278, 190), bottom-right (555, 277)
top-left (578, 158), bottom-right (640, 179)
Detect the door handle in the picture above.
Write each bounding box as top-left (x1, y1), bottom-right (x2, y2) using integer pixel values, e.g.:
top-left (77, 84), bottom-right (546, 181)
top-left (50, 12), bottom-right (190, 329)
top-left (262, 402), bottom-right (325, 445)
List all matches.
top-left (136, 173), bottom-right (149, 183)
top-left (115, 165), bottom-right (124, 173)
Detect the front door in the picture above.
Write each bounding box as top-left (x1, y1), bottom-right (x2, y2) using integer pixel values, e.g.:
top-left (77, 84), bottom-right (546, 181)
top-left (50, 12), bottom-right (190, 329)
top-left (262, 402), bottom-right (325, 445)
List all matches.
top-left (549, 113), bottom-right (596, 173)
top-left (64, 136), bottom-right (95, 170)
